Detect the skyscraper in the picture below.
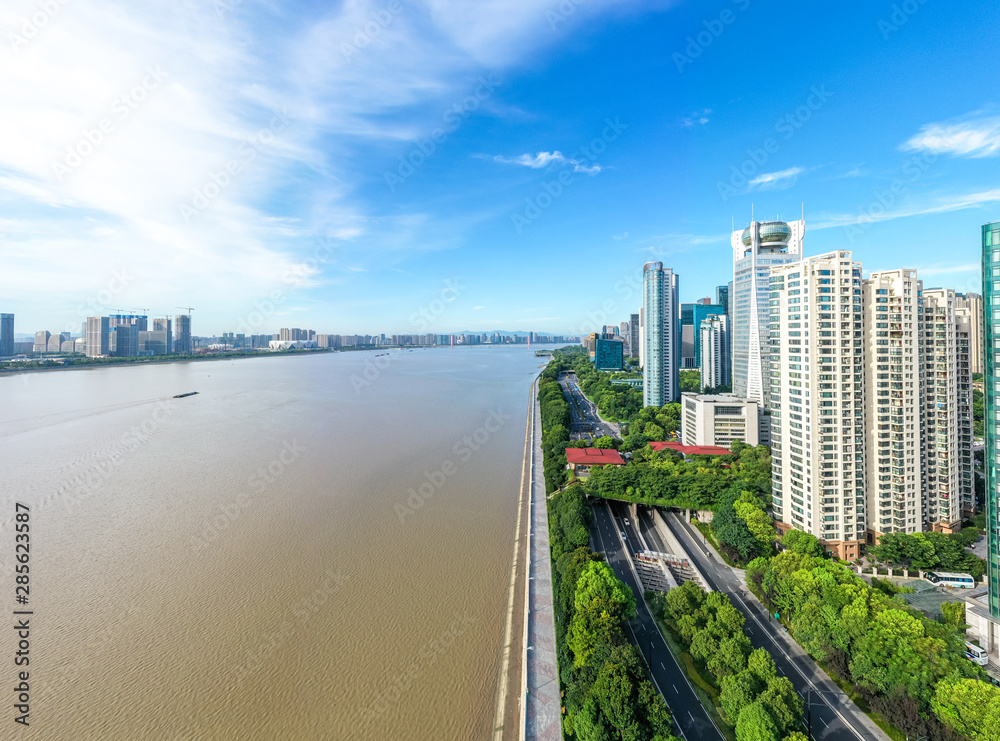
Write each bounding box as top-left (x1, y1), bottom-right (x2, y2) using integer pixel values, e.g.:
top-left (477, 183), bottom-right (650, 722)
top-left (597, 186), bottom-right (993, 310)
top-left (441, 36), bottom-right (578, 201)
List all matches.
top-left (700, 314), bottom-right (729, 390)
top-left (174, 314), bottom-right (192, 353)
top-left (692, 304), bottom-right (725, 369)
top-left (769, 250), bottom-right (865, 560)
top-left (732, 219), bottom-right (804, 406)
top-left (642, 262), bottom-right (679, 408)
top-left (983, 220), bottom-right (1000, 619)
top-left (33, 330), bottom-right (50, 353)
top-left (0, 313), bottom-right (13, 357)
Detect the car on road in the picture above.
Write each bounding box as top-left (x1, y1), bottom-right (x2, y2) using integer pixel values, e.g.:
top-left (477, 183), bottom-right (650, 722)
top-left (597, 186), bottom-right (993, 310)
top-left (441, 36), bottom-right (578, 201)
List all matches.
top-left (621, 531), bottom-right (626, 539)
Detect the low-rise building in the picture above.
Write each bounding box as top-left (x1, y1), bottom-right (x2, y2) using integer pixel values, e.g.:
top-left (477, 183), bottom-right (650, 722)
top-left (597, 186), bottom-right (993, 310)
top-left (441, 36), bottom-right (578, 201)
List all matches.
top-left (680, 393), bottom-right (761, 447)
top-left (566, 448), bottom-right (625, 476)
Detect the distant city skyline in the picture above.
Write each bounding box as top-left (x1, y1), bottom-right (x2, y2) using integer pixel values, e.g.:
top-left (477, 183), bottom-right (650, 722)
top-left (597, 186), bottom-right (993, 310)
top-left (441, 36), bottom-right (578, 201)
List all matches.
top-left (2, 3), bottom-right (998, 334)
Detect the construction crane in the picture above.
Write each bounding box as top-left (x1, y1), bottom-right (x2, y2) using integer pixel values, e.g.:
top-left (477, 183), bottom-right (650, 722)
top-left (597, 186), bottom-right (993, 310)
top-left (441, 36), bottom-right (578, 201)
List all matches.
top-left (176, 306), bottom-right (195, 315)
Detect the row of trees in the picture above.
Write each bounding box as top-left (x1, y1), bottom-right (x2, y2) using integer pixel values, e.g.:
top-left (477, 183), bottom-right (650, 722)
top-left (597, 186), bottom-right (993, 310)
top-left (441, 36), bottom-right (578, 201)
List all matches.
top-left (868, 530), bottom-right (987, 579)
top-left (712, 487), bottom-right (776, 565)
top-left (549, 487), bottom-right (679, 740)
top-left (745, 544), bottom-right (987, 740)
top-left (539, 357), bottom-right (572, 492)
top-left (653, 581), bottom-right (805, 741)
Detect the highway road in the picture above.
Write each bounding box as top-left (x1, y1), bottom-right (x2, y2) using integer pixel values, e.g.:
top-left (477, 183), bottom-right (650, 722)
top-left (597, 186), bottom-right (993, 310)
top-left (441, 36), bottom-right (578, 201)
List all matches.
top-left (558, 372), bottom-right (618, 440)
top-left (630, 506), bottom-right (888, 741)
top-left (591, 501), bottom-right (725, 741)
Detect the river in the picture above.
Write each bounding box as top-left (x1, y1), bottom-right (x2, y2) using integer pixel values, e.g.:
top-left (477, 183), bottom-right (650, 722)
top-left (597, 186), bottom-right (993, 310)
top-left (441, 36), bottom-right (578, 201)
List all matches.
top-left (0, 346), bottom-right (549, 740)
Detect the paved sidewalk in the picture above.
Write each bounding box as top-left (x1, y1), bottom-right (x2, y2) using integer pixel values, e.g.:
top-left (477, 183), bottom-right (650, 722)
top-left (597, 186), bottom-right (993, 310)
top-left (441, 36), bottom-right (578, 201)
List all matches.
top-left (525, 383), bottom-right (562, 741)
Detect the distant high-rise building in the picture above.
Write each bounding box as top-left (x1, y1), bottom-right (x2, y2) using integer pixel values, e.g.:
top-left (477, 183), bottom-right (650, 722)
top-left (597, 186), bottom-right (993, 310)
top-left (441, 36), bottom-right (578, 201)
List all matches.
top-left (174, 314), bottom-right (192, 353)
top-left (715, 285), bottom-right (729, 315)
top-left (595, 338), bottom-right (624, 371)
top-left (0, 313), bottom-right (13, 357)
top-left (732, 218), bottom-right (804, 407)
top-left (33, 330), bottom-right (50, 353)
top-left (638, 308), bottom-right (645, 369)
top-left (956, 292), bottom-right (984, 375)
top-left (700, 314), bottom-right (729, 390)
top-left (642, 262), bottom-right (679, 408)
top-left (679, 303), bottom-right (696, 369)
top-left (629, 313), bottom-right (639, 361)
top-left (46, 332), bottom-right (69, 353)
top-left (86, 317), bottom-right (110, 357)
top-left (153, 318), bottom-right (173, 354)
top-left (692, 304), bottom-right (725, 369)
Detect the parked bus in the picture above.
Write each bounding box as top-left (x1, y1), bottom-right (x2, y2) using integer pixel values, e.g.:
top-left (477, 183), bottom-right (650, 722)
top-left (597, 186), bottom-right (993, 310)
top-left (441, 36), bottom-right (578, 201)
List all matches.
top-left (966, 642), bottom-right (989, 666)
top-left (925, 571), bottom-right (976, 588)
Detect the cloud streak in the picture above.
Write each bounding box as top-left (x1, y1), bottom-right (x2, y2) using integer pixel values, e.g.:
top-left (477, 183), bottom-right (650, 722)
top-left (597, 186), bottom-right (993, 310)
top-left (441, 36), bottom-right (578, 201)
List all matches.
top-left (902, 113), bottom-right (1000, 158)
top-left (493, 150), bottom-right (601, 174)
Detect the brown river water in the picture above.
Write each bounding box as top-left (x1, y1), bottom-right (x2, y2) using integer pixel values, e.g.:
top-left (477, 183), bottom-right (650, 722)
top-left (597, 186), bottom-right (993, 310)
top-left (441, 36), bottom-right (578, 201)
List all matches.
top-left (0, 346), bottom-right (548, 740)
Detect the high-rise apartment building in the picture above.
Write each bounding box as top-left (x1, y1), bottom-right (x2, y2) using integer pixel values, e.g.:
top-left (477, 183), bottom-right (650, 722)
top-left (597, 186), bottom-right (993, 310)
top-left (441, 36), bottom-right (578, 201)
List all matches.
top-left (769, 251), bottom-right (866, 560)
top-left (642, 262), bottom-right (679, 408)
top-left (86, 316), bottom-right (110, 357)
top-left (732, 219), bottom-right (804, 407)
top-left (956, 292), bottom-right (984, 375)
top-left (0, 313), bottom-right (13, 357)
top-left (863, 270), bottom-right (922, 540)
top-left (638, 308), bottom-right (645, 370)
top-left (629, 313), bottom-right (639, 361)
top-left (700, 314), bottom-right (730, 390)
top-left (174, 314), bottom-right (192, 353)
top-left (921, 288), bottom-right (973, 531)
top-left (693, 304), bottom-right (725, 370)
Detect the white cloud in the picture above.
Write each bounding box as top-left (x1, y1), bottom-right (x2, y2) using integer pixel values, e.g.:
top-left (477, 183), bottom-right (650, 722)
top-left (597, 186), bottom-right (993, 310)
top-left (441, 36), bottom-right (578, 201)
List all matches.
top-left (680, 108), bottom-right (712, 127)
top-left (812, 187), bottom-right (1000, 230)
top-left (902, 113), bottom-right (1000, 158)
top-left (748, 166), bottom-right (805, 189)
top-left (493, 151), bottom-right (601, 174)
top-left (612, 231), bottom-right (628, 240)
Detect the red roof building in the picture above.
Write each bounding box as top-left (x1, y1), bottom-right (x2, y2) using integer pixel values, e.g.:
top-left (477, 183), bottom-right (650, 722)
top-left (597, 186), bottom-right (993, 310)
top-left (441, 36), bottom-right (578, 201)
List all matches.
top-left (650, 442), bottom-right (731, 457)
top-left (566, 448), bottom-right (626, 466)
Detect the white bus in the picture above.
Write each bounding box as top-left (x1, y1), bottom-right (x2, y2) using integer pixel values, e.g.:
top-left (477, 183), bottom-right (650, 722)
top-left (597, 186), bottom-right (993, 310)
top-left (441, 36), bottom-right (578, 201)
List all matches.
top-left (966, 642), bottom-right (989, 666)
top-left (925, 571), bottom-right (976, 588)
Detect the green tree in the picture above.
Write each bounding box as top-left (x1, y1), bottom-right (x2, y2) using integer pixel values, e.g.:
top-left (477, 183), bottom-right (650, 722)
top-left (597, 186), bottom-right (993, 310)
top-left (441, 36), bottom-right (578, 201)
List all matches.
top-left (736, 700), bottom-right (780, 741)
top-left (781, 529), bottom-right (824, 557)
top-left (568, 561), bottom-right (636, 668)
top-left (782, 733), bottom-right (809, 741)
top-left (593, 435), bottom-right (616, 449)
top-left (758, 676), bottom-right (803, 736)
top-left (720, 671), bottom-right (757, 725)
top-left (932, 678), bottom-right (1000, 741)
top-left (941, 601), bottom-right (967, 630)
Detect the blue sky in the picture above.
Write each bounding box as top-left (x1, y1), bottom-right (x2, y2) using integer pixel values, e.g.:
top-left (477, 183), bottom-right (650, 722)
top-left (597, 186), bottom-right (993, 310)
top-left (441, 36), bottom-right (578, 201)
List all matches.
top-left (2, 0), bottom-right (999, 337)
